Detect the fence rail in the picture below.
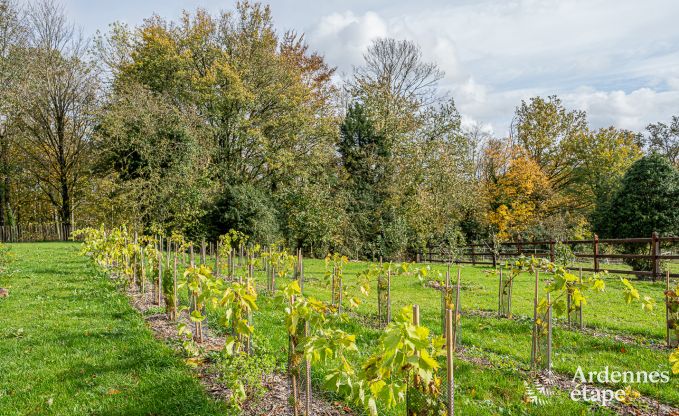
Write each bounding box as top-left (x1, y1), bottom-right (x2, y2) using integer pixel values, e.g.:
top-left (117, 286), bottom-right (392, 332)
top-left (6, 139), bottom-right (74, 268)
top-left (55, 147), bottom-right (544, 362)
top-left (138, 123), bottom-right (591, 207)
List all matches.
top-left (415, 232), bottom-right (679, 280)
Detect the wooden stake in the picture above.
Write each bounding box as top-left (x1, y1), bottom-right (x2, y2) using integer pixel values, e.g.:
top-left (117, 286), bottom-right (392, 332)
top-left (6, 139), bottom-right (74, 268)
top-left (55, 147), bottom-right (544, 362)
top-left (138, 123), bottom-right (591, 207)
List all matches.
top-left (338, 276), bottom-right (343, 315)
top-left (498, 267), bottom-right (503, 317)
top-left (579, 267), bottom-right (584, 329)
top-left (173, 248), bottom-right (178, 321)
top-left (140, 245), bottom-right (145, 294)
top-left (445, 307), bottom-right (454, 416)
top-left (454, 268), bottom-right (461, 348)
top-left (412, 304), bottom-right (421, 391)
top-left (300, 250), bottom-right (305, 294)
top-left (133, 232), bottom-right (138, 288)
top-left (157, 242), bottom-right (162, 305)
top-left (304, 321), bottom-right (312, 416)
top-left (531, 269), bottom-right (539, 369)
top-left (667, 270), bottom-right (672, 347)
top-left (215, 241), bottom-right (220, 277)
top-left (386, 269), bottom-right (392, 324)
top-left (547, 292), bottom-right (552, 372)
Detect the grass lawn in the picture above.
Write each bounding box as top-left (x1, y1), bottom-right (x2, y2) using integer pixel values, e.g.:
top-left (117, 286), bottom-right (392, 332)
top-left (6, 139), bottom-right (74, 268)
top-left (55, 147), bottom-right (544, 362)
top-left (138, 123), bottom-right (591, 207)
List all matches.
top-left (292, 259), bottom-right (679, 407)
top-left (1, 242), bottom-right (676, 415)
top-left (0, 242), bottom-right (225, 416)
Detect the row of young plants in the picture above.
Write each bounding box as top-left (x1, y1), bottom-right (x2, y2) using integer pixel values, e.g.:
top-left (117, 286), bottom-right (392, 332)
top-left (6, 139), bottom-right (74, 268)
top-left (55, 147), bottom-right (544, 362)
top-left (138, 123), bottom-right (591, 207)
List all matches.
top-left (76, 226), bottom-right (679, 414)
top-left (76, 226), bottom-right (456, 414)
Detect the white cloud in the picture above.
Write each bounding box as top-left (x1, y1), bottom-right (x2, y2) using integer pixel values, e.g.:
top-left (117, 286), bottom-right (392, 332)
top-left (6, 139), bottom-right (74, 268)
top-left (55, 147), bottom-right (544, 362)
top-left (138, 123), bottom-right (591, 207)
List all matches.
top-left (309, 11), bottom-right (388, 71)
top-left (305, 0), bottom-right (679, 134)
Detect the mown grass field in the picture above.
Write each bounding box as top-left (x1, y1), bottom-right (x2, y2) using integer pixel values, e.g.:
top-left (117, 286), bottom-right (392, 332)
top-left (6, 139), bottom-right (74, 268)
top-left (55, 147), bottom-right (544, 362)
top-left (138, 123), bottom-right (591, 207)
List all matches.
top-left (1, 242), bottom-right (677, 415)
top-left (0, 242), bottom-right (226, 416)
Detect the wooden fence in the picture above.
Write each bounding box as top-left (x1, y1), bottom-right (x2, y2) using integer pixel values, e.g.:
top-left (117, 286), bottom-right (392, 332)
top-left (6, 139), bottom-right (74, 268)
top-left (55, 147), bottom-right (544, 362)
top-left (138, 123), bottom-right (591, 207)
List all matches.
top-left (416, 233), bottom-right (679, 280)
top-left (0, 223), bottom-right (71, 242)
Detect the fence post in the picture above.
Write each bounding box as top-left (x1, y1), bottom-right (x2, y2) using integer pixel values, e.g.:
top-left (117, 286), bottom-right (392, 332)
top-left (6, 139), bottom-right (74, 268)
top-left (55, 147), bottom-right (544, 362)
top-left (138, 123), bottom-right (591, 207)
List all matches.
top-left (470, 244), bottom-right (476, 266)
top-left (593, 234), bottom-right (599, 273)
top-left (652, 231), bottom-right (660, 282)
top-left (549, 240), bottom-right (555, 263)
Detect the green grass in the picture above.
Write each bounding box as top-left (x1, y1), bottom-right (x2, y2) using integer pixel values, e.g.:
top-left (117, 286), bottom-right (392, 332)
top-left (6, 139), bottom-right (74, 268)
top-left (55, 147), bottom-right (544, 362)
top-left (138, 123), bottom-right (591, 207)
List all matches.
top-left (0, 242), bottom-right (226, 416)
top-left (287, 259), bottom-right (679, 407)
top-left (1, 243), bottom-right (676, 415)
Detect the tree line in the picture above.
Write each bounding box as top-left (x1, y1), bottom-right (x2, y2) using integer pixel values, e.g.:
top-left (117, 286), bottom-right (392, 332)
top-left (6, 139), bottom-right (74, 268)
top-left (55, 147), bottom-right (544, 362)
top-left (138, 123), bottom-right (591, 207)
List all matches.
top-left (0, 0), bottom-right (677, 258)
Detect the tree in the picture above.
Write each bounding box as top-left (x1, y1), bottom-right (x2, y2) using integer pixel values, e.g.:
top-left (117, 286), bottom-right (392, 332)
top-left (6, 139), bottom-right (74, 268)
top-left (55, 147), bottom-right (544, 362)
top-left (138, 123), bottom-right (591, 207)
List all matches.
top-left (12, 0), bottom-right (98, 239)
top-left (484, 153), bottom-right (554, 241)
top-left (645, 116), bottom-right (679, 167)
top-left (594, 154), bottom-right (679, 238)
top-left (338, 102), bottom-right (391, 258)
top-left (394, 98), bottom-right (479, 254)
top-left (512, 95), bottom-right (587, 195)
top-left (0, 0), bottom-right (25, 227)
top-left (568, 127), bottom-right (642, 211)
top-left (95, 83), bottom-right (212, 233)
top-left (95, 4), bottom-right (339, 243)
top-left (349, 37), bottom-right (443, 139)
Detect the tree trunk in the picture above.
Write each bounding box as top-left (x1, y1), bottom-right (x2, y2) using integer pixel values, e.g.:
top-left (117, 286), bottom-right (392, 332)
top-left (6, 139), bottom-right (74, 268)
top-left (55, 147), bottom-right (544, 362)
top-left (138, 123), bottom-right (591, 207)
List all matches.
top-left (60, 176), bottom-right (71, 241)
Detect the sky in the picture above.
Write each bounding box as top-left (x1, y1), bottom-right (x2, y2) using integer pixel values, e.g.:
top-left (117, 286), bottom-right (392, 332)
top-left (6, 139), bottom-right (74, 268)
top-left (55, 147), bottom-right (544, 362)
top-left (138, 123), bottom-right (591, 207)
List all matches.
top-left (25, 0), bottom-right (679, 135)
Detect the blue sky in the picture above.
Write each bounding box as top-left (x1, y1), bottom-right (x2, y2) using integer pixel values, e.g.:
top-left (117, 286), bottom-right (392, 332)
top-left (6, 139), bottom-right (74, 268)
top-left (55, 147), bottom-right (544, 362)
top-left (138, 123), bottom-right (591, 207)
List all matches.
top-left (26, 0), bottom-right (679, 135)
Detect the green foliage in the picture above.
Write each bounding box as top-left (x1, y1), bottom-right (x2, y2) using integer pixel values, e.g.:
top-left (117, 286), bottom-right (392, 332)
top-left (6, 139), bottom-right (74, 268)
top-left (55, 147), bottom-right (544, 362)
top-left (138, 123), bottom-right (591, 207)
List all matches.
top-left (595, 154), bottom-right (679, 238)
top-left (208, 184), bottom-right (279, 244)
top-left (645, 116), bottom-right (679, 168)
top-left (339, 102), bottom-right (392, 259)
top-left (670, 347), bottom-right (679, 375)
top-left (594, 154), bottom-right (679, 271)
top-left (218, 281), bottom-right (258, 355)
top-left (667, 283), bottom-right (679, 347)
top-left (553, 242), bottom-right (575, 268)
top-left (217, 352), bottom-right (276, 411)
top-left (161, 268), bottom-right (177, 319)
top-left (341, 306), bottom-right (445, 416)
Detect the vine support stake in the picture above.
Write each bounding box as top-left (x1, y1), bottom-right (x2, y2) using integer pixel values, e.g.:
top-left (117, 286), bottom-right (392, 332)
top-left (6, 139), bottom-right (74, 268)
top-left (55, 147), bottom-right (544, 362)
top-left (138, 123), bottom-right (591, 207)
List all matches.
top-left (157, 240), bottom-right (162, 306)
top-left (497, 267), bottom-right (503, 318)
top-left (442, 264), bottom-right (451, 336)
top-left (579, 268), bottom-right (584, 330)
top-left (445, 307), bottom-right (455, 416)
top-left (652, 231), bottom-right (660, 282)
top-left (593, 234), bottom-right (599, 273)
top-left (531, 269), bottom-right (539, 369)
top-left (454, 268), bottom-right (461, 347)
top-left (386, 269), bottom-right (392, 324)
top-left (667, 270), bottom-right (671, 347)
top-left (215, 241), bottom-right (220, 277)
top-left (173, 245), bottom-right (178, 321)
top-left (140, 245), bottom-right (145, 295)
top-left (409, 303), bottom-right (421, 414)
top-left (304, 321), bottom-right (311, 416)
top-left (546, 292), bottom-right (552, 372)
top-left (338, 276), bottom-right (343, 315)
top-left (133, 232), bottom-right (138, 288)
